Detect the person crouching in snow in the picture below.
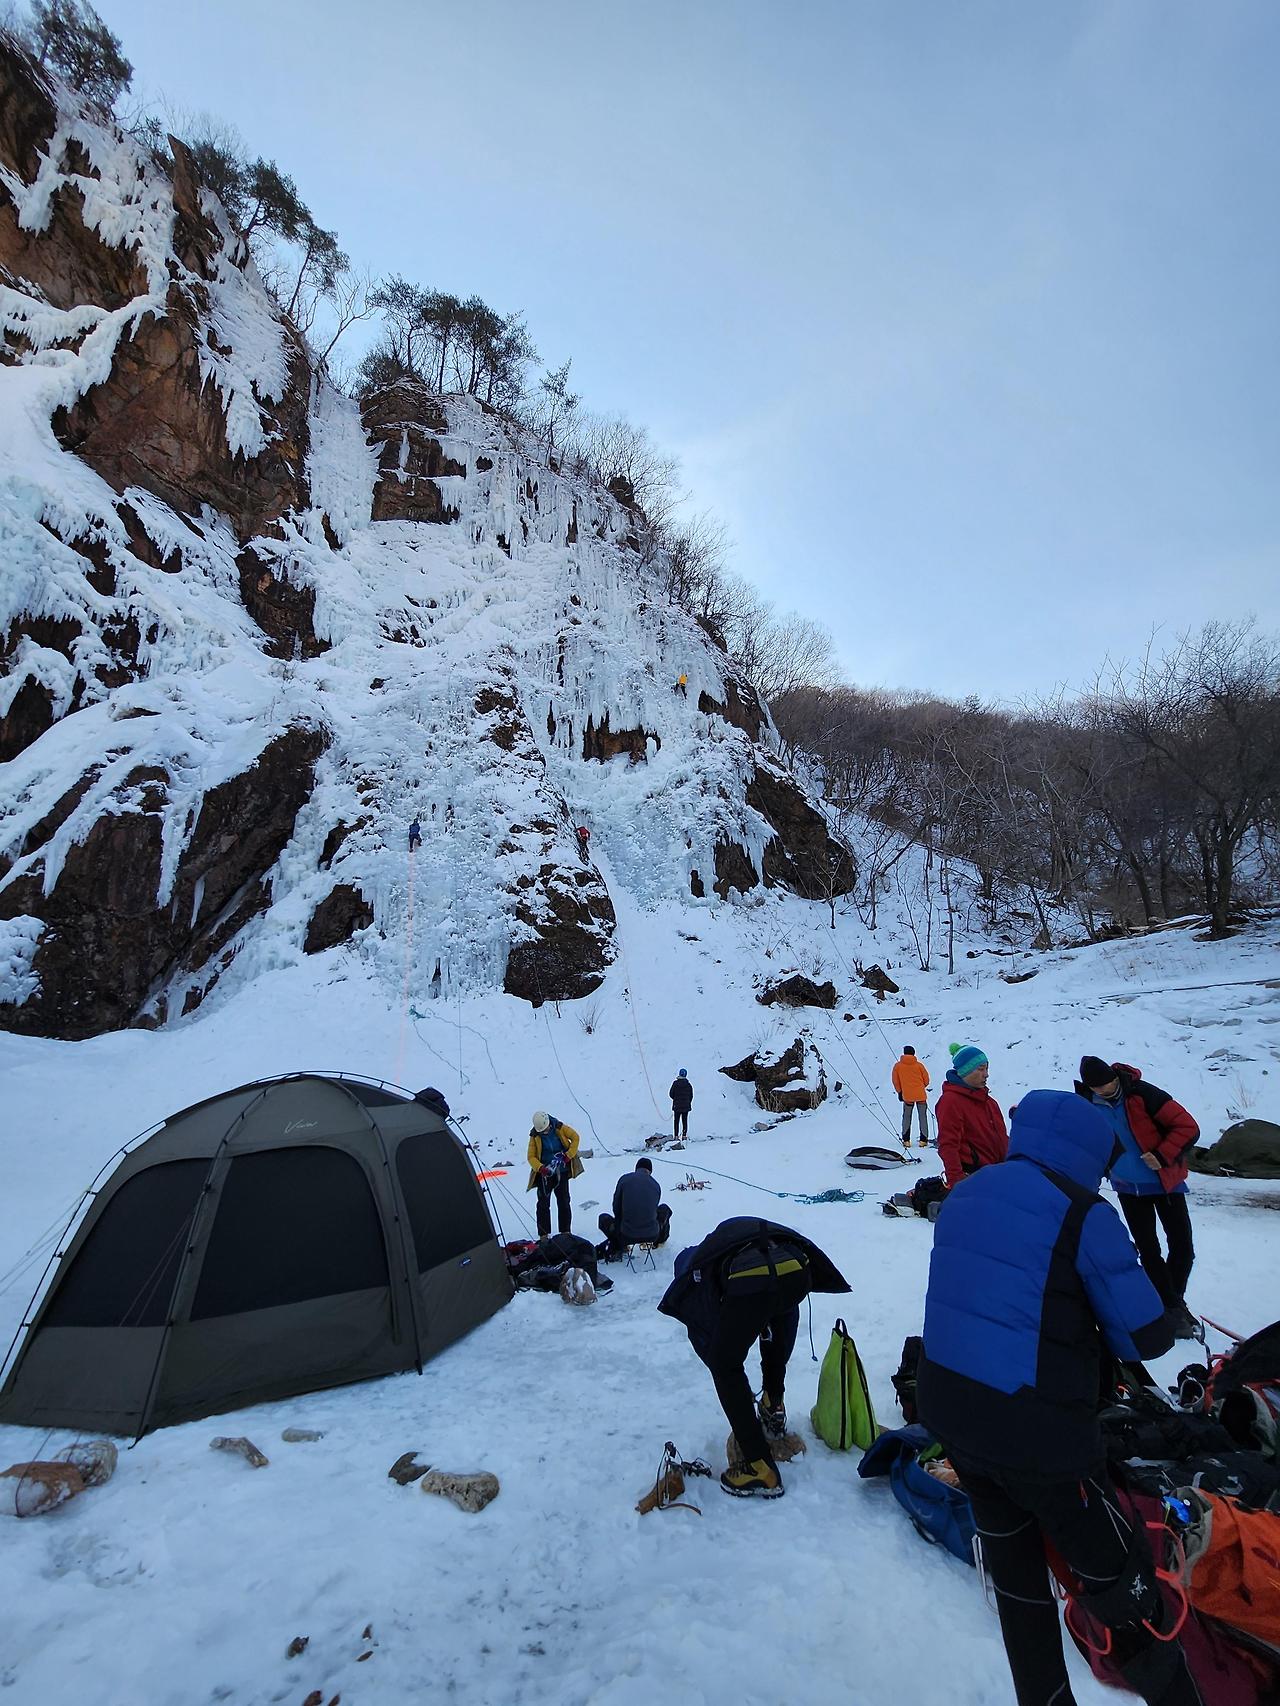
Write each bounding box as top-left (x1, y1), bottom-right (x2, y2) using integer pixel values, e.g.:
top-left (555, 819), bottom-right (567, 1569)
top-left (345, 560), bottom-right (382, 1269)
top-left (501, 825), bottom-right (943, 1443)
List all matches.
top-left (669, 1068), bottom-right (693, 1138)
top-left (936, 1043), bottom-right (1008, 1188)
top-left (1076, 1056), bottom-right (1200, 1339)
top-left (918, 1092), bottom-right (1196, 1706)
top-left (658, 1217), bottom-right (850, 1499)
top-left (597, 1157), bottom-right (672, 1258)
top-left (527, 1111), bottom-right (583, 1237)
top-left (891, 1044), bottom-right (931, 1147)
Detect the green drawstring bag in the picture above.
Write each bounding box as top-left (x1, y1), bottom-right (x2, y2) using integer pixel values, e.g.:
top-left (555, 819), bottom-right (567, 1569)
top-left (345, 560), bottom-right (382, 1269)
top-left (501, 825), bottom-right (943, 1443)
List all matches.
top-left (810, 1318), bottom-right (878, 1450)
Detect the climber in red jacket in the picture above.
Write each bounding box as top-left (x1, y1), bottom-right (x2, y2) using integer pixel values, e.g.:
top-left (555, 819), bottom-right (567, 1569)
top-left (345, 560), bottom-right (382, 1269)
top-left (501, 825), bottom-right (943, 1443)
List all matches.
top-left (936, 1043), bottom-right (1009, 1189)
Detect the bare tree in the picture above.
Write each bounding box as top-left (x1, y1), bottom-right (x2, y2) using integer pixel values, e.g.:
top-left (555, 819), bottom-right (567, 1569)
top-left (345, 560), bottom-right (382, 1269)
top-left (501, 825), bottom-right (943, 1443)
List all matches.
top-left (1110, 621), bottom-right (1280, 937)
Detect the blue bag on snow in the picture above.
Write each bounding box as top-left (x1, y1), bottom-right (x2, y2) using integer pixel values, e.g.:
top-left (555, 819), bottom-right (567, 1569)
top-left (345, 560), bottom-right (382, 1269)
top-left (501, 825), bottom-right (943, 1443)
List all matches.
top-left (857, 1424), bottom-right (977, 1567)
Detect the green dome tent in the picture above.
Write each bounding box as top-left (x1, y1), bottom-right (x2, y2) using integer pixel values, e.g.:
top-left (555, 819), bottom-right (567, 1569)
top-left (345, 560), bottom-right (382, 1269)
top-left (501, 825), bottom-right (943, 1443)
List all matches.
top-left (0, 1074), bottom-right (512, 1439)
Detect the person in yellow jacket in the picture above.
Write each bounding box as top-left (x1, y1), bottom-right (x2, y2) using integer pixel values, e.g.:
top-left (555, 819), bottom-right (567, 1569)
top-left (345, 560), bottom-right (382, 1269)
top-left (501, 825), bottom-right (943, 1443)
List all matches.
top-left (527, 1111), bottom-right (585, 1236)
top-left (891, 1046), bottom-right (931, 1148)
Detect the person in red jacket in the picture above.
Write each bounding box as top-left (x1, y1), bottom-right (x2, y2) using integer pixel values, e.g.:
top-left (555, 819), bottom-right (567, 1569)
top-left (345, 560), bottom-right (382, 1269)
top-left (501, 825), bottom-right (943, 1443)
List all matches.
top-left (1076, 1057), bottom-right (1200, 1338)
top-left (936, 1043), bottom-right (1008, 1189)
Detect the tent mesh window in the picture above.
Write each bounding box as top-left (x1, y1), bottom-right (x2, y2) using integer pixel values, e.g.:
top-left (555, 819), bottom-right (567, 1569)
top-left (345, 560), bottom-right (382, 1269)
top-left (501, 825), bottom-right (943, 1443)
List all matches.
top-left (396, 1131), bottom-right (493, 1269)
top-left (43, 1158), bottom-right (209, 1328)
top-left (338, 1081), bottom-right (406, 1108)
top-left (191, 1146), bottom-right (389, 1319)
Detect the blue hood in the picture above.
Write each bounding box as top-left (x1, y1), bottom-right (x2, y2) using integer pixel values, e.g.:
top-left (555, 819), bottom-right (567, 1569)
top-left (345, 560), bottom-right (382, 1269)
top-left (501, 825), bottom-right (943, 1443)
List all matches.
top-left (1007, 1089), bottom-right (1117, 1191)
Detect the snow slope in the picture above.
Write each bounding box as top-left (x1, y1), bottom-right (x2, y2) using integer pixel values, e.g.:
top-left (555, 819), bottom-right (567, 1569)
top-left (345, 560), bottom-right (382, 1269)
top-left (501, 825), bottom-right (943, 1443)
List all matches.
top-left (1, 891), bottom-right (1277, 1706)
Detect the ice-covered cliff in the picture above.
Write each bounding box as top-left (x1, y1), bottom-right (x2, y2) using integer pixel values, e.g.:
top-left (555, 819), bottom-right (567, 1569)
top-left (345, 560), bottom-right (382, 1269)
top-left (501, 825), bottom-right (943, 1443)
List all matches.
top-left (0, 40), bottom-right (852, 1039)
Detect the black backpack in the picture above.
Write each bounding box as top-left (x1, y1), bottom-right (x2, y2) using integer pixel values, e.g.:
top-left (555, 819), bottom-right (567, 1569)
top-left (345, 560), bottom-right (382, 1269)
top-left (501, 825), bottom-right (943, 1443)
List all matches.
top-left (718, 1236), bottom-right (810, 1297)
top-left (892, 1335), bottom-right (923, 1424)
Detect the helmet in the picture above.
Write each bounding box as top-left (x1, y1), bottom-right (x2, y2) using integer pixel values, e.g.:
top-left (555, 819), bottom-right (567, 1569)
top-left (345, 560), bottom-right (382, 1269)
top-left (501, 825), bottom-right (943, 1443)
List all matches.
top-left (532, 1111), bottom-right (551, 1133)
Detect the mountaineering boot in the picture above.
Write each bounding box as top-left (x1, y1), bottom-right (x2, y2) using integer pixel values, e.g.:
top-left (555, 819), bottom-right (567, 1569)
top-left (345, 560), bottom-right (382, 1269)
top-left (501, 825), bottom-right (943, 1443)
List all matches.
top-left (720, 1458), bottom-right (784, 1499)
top-left (758, 1395), bottom-right (788, 1441)
top-left (1169, 1302), bottom-right (1201, 1342)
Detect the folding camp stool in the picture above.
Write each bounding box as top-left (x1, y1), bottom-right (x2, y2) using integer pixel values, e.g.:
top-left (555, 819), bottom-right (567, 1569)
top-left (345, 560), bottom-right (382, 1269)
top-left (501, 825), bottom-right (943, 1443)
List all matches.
top-left (625, 1243), bottom-right (658, 1272)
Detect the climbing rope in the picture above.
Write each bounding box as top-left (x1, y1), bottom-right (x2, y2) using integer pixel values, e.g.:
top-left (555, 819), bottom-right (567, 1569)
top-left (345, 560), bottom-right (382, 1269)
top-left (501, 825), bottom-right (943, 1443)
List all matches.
top-left (394, 845), bottom-right (417, 1087)
top-left (645, 1152), bottom-right (866, 1206)
top-left (533, 965), bottom-right (617, 1156)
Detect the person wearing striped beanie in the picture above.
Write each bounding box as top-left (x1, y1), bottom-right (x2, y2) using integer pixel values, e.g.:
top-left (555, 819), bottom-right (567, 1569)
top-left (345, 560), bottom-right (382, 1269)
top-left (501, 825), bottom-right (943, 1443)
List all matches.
top-left (936, 1043), bottom-right (1009, 1188)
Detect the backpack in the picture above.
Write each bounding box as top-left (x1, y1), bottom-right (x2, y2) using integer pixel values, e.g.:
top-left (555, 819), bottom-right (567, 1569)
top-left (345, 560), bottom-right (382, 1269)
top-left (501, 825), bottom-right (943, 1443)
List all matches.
top-left (1053, 1488), bottom-right (1273, 1706)
top-left (909, 1175), bottom-right (948, 1217)
top-left (811, 1318), bottom-right (877, 1451)
top-left (892, 1335), bottom-right (923, 1425)
top-left (857, 1425), bottom-right (978, 1566)
top-left (1182, 1489), bottom-right (1280, 1664)
top-left (719, 1237), bottom-right (809, 1297)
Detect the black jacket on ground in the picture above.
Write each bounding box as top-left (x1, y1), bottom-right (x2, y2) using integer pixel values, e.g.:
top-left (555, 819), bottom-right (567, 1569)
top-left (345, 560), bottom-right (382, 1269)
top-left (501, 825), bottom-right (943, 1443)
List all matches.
top-left (612, 1170), bottom-right (663, 1242)
top-left (669, 1077), bottom-right (694, 1112)
top-left (658, 1217), bottom-right (849, 1355)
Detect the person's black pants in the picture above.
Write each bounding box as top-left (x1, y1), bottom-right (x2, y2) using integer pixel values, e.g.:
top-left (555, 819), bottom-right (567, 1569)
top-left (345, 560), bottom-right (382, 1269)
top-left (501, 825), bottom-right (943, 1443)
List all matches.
top-left (535, 1170), bottom-right (572, 1237)
top-left (597, 1204), bottom-right (671, 1251)
top-left (673, 1109), bottom-right (688, 1138)
top-left (697, 1270), bottom-right (808, 1466)
top-left (1118, 1193), bottom-right (1194, 1306)
top-left (955, 1462), bottom-right (1200, 1706)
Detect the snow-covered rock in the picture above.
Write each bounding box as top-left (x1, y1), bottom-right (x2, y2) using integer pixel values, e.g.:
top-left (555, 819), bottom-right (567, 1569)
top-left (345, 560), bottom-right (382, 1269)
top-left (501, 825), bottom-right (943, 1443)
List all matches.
top-left (0, 38), bottom-right (853, 1038)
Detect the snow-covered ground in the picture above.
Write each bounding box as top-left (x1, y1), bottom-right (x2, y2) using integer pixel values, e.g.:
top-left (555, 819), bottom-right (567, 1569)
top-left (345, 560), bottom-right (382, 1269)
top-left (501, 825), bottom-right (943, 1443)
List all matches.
top-left (1, 892), bottom-right (1278, 1706)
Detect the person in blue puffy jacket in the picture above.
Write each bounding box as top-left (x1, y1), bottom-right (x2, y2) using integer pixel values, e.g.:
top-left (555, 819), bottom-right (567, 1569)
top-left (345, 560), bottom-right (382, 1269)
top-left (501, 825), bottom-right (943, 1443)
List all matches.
top-left (917, 1090), bottom-right (1197, 1706)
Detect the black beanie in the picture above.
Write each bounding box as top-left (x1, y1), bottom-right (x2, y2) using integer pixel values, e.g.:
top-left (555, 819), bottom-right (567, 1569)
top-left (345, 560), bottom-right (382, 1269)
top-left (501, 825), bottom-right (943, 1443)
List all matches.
top-left (636, 1157), bottom-right (653, 1172)
top-left (903, 1045), bottom-right (915, 1056)
top-left (1079, 1056), bottom-right (1116, 1089)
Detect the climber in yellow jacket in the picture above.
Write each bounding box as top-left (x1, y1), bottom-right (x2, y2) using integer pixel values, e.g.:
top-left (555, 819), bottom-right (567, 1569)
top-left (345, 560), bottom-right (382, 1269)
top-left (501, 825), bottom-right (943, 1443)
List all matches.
top-left (891, 1046), bottom-right (931, 1148)
top-left (527, 1111), bottom-right (585, 1236)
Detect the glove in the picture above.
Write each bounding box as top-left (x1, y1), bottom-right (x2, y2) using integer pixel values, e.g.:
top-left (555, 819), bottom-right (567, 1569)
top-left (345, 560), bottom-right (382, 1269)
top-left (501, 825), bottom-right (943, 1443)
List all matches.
top-left (538, 1164), bottom-right (550, 1178)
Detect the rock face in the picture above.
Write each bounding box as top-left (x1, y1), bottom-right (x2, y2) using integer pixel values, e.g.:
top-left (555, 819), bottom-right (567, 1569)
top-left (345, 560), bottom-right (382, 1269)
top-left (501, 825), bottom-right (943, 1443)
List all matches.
top-left (720, 1038), bottom-right (828, 1112)
top-left (758, 974), bottom-right (839, 1009)
top-left (0, 726), bottom-right (326, 1037)
top-left (304, 884), bottom-right (374, 955)
top-left (362, 381), bottom-right (465, 523)
top-left (0, 41), bottom-right (855, 1040)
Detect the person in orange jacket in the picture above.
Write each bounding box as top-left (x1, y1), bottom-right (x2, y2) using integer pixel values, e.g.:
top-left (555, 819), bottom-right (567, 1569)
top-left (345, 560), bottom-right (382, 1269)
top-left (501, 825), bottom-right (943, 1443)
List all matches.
top-left (891, 1045), bottom-right (931, 1148)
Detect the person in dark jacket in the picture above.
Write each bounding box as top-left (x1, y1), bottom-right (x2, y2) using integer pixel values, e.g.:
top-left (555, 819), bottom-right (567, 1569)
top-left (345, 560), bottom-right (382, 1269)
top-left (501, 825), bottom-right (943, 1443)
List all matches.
top-left (935, 1043), bottom-right (1008, 1188)
top-left (1076, 1057), bottom-right (1200, 1339)
top-left (669, 1069), bottom-right (693, 1139)
top-left (597, 1158), bottom-right (672, 1256)
top-left (658, 1217), bottom-right (850, 1499)
top-left (408, 817), bottom-right (422, 852)
top-left (918, 1091), bottom-right (1196, 1706)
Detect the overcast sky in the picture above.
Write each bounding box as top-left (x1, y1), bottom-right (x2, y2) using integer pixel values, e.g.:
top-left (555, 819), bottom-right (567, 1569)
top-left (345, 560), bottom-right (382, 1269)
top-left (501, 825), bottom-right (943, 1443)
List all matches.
top-left (97, 0), bottom-right (1279, 700)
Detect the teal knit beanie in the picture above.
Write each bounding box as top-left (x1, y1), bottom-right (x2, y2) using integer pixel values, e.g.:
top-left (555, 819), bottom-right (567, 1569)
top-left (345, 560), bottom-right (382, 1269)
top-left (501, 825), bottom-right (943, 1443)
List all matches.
top-left (950, 1043), bottom-right (988, 1078)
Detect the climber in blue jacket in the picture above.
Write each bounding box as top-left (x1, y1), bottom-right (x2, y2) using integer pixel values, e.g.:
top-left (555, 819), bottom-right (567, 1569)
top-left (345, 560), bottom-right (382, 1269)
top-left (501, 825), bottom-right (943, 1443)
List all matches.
top-left (918, 1090), bottom-right (1195, 1706)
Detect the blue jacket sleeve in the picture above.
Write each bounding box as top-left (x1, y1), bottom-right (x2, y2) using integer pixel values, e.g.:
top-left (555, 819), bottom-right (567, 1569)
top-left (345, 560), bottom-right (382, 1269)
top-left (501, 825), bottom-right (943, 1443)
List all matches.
top-left (1076, 1202), bottom-right (1173, 1362)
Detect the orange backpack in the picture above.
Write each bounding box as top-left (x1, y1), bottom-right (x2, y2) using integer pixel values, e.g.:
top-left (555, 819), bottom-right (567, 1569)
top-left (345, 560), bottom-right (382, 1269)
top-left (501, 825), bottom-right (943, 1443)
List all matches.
top-left (1187, 1491), bottom-right (1280, 1662)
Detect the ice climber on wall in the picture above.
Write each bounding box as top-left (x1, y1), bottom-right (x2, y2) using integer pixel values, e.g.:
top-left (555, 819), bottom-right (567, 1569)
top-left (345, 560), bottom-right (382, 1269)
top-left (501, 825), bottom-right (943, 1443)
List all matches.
top-left (1075, 1056), bottom-right (1201, 1339)
top-left (935, 1043), bottom-right (1008, 1187)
